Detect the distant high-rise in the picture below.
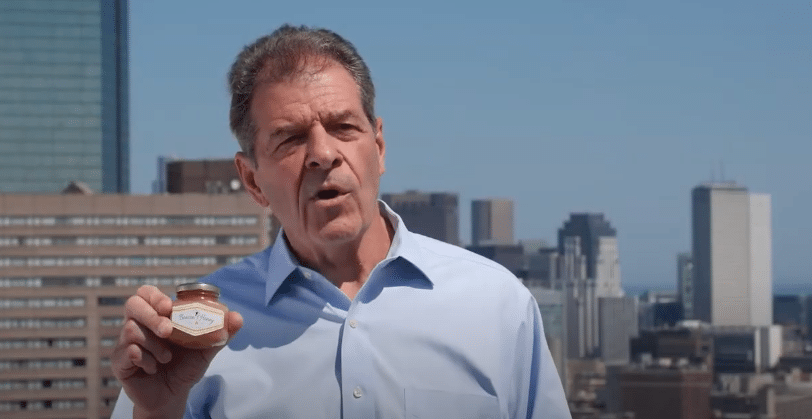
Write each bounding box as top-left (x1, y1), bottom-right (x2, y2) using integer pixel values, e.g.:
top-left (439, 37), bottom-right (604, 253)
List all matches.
top-left (165, 158), bottom-right (243, 194)
top-left (691, 182), bottom-right (772, 326)
top-left (677, 253), bottom-right (694, 319)
top-left (471, 198), bottom-right (514, 246)
top-left (558, 213), bottom-right (622, 297)
top-left (381, 191), bottom-right (459, 245)
top-left (0, 0), bottom-right (129, 193)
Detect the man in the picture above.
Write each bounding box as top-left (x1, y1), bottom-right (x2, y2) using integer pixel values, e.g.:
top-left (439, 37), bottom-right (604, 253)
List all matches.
top-left (111, 25), bottom-right (570, 418)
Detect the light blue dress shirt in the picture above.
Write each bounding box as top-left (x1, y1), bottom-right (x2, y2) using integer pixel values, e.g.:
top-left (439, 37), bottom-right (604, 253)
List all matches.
top-left (112, 204), bottom-right (570, 418)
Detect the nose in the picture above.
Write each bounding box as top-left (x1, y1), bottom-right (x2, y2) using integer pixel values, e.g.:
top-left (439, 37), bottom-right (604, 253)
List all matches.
top-left (305, 126), bottom-right (342, 170)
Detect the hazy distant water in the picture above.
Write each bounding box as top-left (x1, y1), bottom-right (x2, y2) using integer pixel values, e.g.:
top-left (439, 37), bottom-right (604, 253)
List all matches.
top-left (624, 283), bottom-right (812, 297)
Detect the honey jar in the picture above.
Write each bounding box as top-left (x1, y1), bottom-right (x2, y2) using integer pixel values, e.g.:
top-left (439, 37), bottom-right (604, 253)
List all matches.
top-left (168, 283), bottom-right (229, 349)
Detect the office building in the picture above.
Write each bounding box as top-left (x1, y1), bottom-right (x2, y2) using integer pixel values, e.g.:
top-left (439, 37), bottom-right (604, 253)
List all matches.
top-left (381, 191), bottom-right (459, 245)
top-left (151, 155), bottom-right (176, 193)
top-left (0, 0), bottom-right (129, 193)
top-left (713, 325), bottom-right (782, 373)
top-left (558, 213), bottom-right (622, 297)
top-left (691, 183), bottom-right (772, 326)
top-left (471, 198), bottom-right (514, 246)
top-left (598, 296), bottom-right (638, 365)
top-left (466, 244), bottom-right (524, 277)
top-left (526, 286), bottom-right (566, 389)
top-left (615, 366), bottom-right (713, 419)
top-left (677, 253), bottom-right (694, 320)
top-left (774, 295), bottom-right (804, 326)
top-left (165, 158), bottom-right (242, 194)
top-left (0, 190), bottom-right (273, 418)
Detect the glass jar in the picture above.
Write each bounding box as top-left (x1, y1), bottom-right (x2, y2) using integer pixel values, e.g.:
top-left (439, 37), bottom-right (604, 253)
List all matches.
top-left (168, 283), bottom-right (229, 349)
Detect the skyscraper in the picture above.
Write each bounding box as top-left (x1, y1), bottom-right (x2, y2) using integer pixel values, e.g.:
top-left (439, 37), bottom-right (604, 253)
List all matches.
top-left (691, 182), bottom-right (772, 326)
top-left (677, 252), bottom-right (694, 319)
top-left (558, 213), bottom-right (622, 297)
top-left (0, 0), bottom-right (129, 193)
top-left (471, 198), bottom-right (514, 246)
top-left (381, 191), bottom-right (459, 245)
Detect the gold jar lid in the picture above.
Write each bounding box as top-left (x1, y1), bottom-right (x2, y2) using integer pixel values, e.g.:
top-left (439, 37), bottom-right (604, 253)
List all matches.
top-left (176, 282), bottom-right (220, 295)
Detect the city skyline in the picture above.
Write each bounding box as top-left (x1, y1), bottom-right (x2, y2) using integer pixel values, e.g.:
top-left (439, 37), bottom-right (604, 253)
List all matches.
top-left (123, 1), bottom-right (808, 289)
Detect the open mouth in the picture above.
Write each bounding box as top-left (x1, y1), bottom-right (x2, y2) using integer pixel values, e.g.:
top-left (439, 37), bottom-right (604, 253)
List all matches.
top-left (316, 189), bottom-right (341, 200)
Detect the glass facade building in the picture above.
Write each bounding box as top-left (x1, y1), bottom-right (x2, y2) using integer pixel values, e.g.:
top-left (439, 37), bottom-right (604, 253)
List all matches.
top-left (0, 0), bottom-right (129, 193)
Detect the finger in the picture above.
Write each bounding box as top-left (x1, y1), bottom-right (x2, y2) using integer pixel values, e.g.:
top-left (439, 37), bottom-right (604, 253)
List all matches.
top-left (118, 319), bottom-right (174, 364)
top-left (136, 285), bottom-right (174, 317)
top-left (225, 311), bottom-right (243, 337)
top-left (125, 294), bottom-right (173, 339)
top-left (127, 343), bottom-right (159, 375)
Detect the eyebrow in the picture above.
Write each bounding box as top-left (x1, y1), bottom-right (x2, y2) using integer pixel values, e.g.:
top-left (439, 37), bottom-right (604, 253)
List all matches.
top-left (268, 110), bottom-right (360, 139)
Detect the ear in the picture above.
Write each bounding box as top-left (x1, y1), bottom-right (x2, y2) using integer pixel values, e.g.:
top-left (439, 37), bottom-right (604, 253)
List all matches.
top-left (375, 117), bottom-right (386, 176)
top-left (234, 152), bottom-right (270, 207)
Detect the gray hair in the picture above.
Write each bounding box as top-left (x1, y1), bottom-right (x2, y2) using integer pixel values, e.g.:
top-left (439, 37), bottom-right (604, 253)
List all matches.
top-left (228, 24), bottom-right (376, 160)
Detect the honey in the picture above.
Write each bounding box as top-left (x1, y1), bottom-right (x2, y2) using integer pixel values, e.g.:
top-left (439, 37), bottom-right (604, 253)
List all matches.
top-left (168, 283), bottom-right (229, 349)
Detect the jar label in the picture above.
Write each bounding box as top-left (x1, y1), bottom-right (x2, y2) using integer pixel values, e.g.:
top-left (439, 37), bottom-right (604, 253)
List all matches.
top-left (171, 303), bottom-right (225, 336)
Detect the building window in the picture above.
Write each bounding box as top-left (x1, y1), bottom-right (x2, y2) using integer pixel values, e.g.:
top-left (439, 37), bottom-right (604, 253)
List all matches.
top-left (0, 338), bottom-right (86, 350)
top-left (0, 297), bottom-right (85, 309)
top-left (0, 318), bottom-right (86, 329)
top-left (97, 297), bottom-right (127, 306)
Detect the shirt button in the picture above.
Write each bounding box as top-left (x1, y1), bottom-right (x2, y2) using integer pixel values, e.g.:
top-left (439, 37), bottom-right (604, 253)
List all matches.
top-left (353, 387), bottom-right (363, 398)
top-left (302, 271), bottom-right (311, 279)
top-left (349, 319), bottom-right (358, 328)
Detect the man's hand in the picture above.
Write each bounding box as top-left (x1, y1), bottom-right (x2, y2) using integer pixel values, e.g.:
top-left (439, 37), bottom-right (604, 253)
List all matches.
top-left (112, 285), bottom-right (243, 419)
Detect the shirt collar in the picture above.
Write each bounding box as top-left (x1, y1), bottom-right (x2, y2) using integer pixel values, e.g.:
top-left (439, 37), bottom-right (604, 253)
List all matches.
top-left (264, 200), bottom-right (432, 305)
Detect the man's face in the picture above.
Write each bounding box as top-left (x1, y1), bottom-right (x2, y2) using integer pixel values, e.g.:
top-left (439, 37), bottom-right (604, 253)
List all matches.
top-left (236, 61), bottom-right (385, 257)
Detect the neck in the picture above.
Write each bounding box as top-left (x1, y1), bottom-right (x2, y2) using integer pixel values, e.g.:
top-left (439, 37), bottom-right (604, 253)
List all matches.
top-left (292, 212), bottom-right (394, 300)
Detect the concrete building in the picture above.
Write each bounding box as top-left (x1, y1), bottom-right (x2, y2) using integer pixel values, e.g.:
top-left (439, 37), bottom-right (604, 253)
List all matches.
top-left (630, 326), bottom-right (714, 367)
top-left (0, 190), bottom-right (273, 418)
top-left (381, 191), bottom-right (459, 245)
top-left (558, 213), bottom-right (622, 297)
top-left (151, 155), bottom-right (176, 194)
top-left (0, 0), bottom-right (129, 193)
top-left (713, 326), bottom-right (782, 374)
top-left (471, 198), bottom-right (514, 246)
top-left (526, 286), bottom-right (566, 390)
top-left (599, 297), bottom-right (638, 365)
top-left (677, 253), bottom-right (694, 320)
top-left (691, 183), bottom-right (772, 327)
top-left (615, 365), bottom-right (713, 419)
top-left (165, 158), bottom-right (243, 194)
top-left (465, 244), bottom-right (524, 277)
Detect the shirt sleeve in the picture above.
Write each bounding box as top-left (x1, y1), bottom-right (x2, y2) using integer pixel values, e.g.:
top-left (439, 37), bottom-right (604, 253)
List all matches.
top-left (521, 293), bottom-right (571, 419)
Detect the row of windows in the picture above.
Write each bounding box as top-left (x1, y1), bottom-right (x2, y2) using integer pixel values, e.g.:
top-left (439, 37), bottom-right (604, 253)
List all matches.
top-left (0, 128), bottom-right (101, 143)
top-left (0, 255), bottom-right (223, 267)
top-left (0, 276), bottom-right (197, 288)
top-left (0, 156), bottom-right (101, 169)
top-left (0, 215), bottom-right (259, 227)
top-left (0, 358), bottom-right (85, 371)
top-left (100, 337), bottom-right (116, 347)
top-left (0, 398), bottom-right (87, 412)
top-left (0, 297), bottom-right (85, 309)
top-left (0, 114), bottom-right (100, 128)
top-left (0, 317), bottom-right (86, 329)
top-left (1, 0), bottom-right (101, 13)
top-left (0, 234), bottom-right (260, 247)
top-left (0, 89), bottom-right (100, 102)
top-left (2, 37), bottom-right (103, 52)
top-left (0, 50), bottom-right (101, 65)
top-left (0, 167), bottom-right (101, 182)
top-left (0, 9), bottom-right (101, 25)
top-left (0, 338), bottom-right (85, 350)
top-left (0, 77), bottom-right (100, 92)
top-left (0, 62), bottom-right (99, 77)
top-left (100, 316), bottom-right (124, 327)
top-left (0, 378), bottom-right (86, 391)
top-left (101, 377), bottom-right (121, 388)
top-left (0, 22), bottom-right (100, 39)
top-left (0, 101), bottom-right (101, 115)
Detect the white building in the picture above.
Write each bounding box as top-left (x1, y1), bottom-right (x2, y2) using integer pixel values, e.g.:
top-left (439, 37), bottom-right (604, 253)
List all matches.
top-left (691, 182), bottom-right (772, 327)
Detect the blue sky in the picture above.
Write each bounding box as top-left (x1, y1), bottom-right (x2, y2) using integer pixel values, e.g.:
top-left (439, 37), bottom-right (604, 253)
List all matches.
top-left (128, 0), bottom-right (811, 289)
